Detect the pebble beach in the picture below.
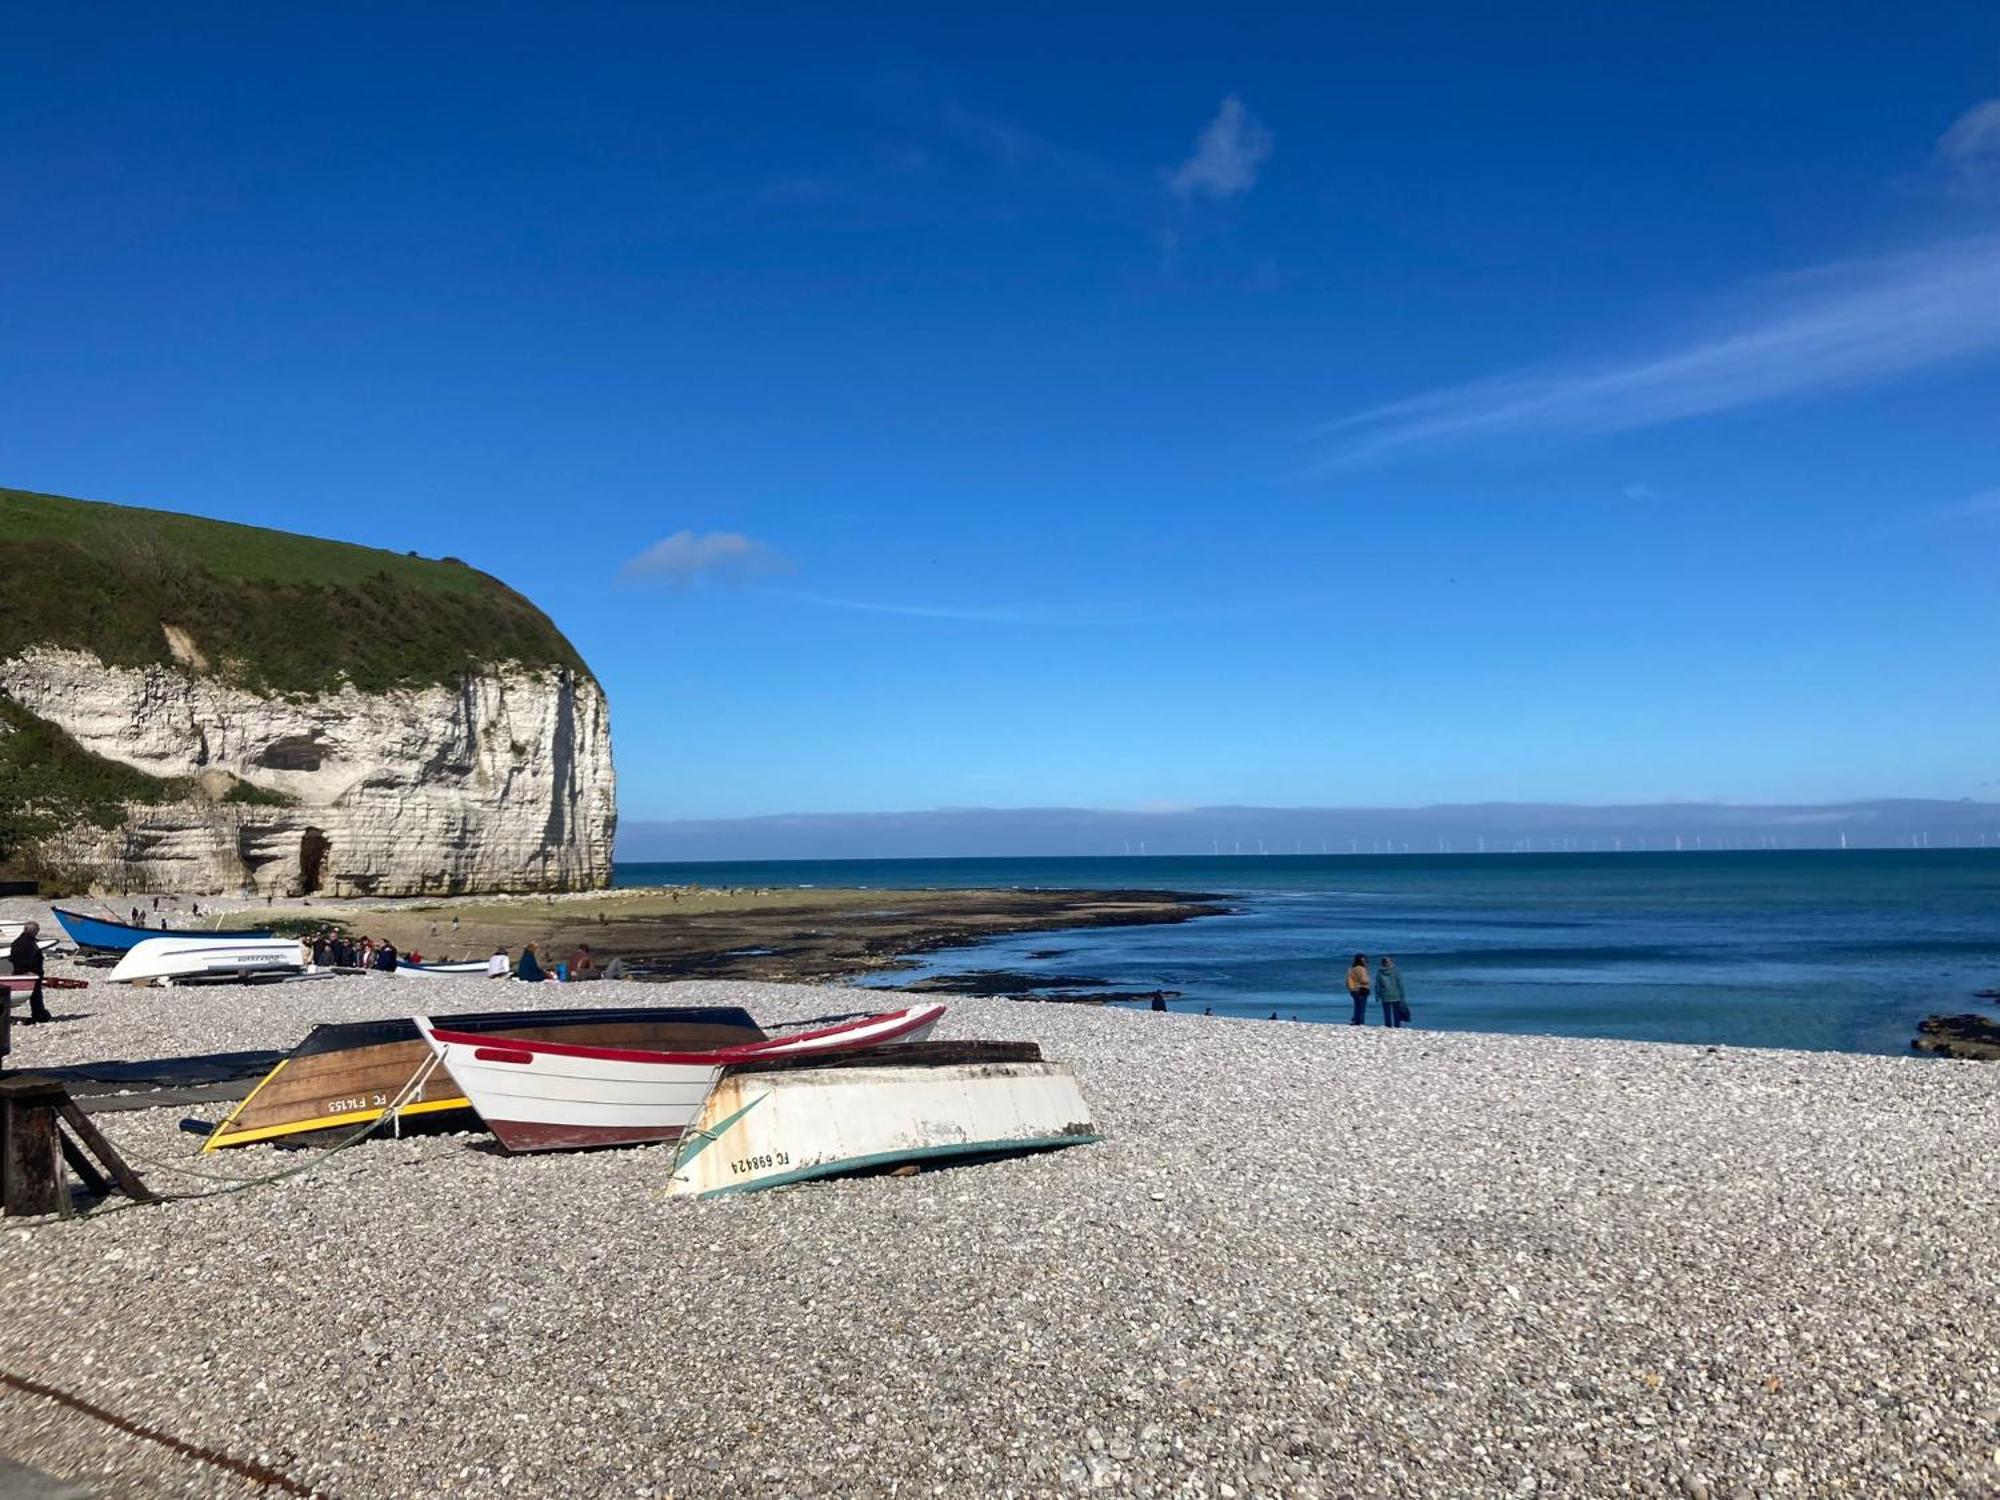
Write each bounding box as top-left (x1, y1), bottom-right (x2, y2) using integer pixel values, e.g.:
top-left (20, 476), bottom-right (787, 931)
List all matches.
top-left (0, 958), bottom-right (1996, 1498)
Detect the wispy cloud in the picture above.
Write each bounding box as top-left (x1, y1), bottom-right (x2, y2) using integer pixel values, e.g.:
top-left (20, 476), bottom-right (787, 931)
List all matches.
top-left (1622, 483), bottom-right (1660, 502)
top-left (619, 531), bottom-right (789, 587)
top-left (936, 100), bottom-right (1122, 195)
top-left (1939, 99), bottom-right (2000, 176)
top-left (778, 591), bottom-right (1159, 626)
top-left (1932, 488), bottom-right (2000, 523)
top-left (1322, 235), bottom-right (2000, 465)
top-left (1165, 95), bottom-right (1274, 202)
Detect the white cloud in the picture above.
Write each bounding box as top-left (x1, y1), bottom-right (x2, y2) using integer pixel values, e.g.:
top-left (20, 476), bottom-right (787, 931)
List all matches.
top-left (1166, 95), bottom-right (1273, 202)
top-left (1322, 235), bottom-right (2000, 465)
top-left (1939, 99), bottom-right (2000, 174)
top-left (1622, 483), bottom-right (1660, 501)
top-left (619, 531), bottom-right (788, 586)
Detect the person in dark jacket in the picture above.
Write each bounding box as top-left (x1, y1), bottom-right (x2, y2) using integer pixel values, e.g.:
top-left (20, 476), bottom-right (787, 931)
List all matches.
top-left (1376, 955), bottom-right (1407, 1028)
top-left (374, 941), bottom-right (399, 973)
top-left (9, 923), bottom-right (51, 1024)
top-left (516, 944), bottom-right (546, 983)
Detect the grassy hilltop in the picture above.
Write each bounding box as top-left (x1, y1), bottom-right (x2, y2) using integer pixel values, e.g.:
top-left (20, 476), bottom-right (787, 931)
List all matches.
top-left (0, 486), bottom-right (593, 879)
top-left (0, 486), bottom-right (588, 695)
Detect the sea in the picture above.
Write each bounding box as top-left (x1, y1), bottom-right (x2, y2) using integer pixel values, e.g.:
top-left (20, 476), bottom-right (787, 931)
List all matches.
top-left (612, 852), bottom-right (2000, 1056)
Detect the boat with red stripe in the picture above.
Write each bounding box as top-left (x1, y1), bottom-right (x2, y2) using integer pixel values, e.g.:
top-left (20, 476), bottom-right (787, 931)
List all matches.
top-left (413, 1003), bottom-right (946, 1153)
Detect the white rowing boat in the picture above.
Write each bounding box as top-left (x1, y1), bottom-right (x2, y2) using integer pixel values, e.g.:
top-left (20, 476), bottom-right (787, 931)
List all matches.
top-left (108, 936), bottom-right (309, 985)
top-left (390, 959), bottom-right (491, 976)
top-left (414, 1003), bottom-right (946, 1153)
top-left (666, 1042), bottom-right (1100, 1198)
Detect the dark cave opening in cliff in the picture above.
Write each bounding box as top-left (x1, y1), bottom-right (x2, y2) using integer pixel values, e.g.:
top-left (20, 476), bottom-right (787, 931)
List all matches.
top-left (298, 827), bottom-right (330, 895)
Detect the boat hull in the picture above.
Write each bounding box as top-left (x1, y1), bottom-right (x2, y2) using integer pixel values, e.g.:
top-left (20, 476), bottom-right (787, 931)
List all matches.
top-left (203, 1006), bottom-right (766, 1150)
top-left (52, 907), bottom-right (271, 953)
top-left (668, 1045), bottom-right (1099, 1198)
top-left (108, 936), bottom-right (306, 984)
top-left (418, 1003), bottom-right (947, 1154)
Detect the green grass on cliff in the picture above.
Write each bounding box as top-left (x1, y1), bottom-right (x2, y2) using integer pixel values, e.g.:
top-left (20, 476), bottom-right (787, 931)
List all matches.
top-left (0, 487), bottom-right (590, 694)
top-left (0, 698), bottom-right (191, 878)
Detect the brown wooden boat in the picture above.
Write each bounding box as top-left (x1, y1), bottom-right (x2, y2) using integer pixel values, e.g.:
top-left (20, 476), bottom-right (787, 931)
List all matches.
top-left (202, 1004), bottom-right (765, 1149)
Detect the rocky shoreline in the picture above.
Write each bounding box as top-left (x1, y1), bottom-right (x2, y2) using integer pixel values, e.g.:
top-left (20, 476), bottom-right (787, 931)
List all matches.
top-left (1912, 1012), bottom-right (2000, 1060)
top-left (223, 883), bottom-right (1231, 986)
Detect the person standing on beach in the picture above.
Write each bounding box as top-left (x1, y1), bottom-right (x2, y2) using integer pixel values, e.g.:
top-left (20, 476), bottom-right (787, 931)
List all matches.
top-left (8, 923), bottom-right (50, 1024)
top-left (1376, 955), bottom-right (1407, 1028)
top-left (1346, 953), bottom-right (1371, 1025)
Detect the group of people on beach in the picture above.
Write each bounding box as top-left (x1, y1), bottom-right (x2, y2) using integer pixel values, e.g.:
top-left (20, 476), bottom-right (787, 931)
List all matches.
top-left (1345, 953), bottom-right (1411, 1028)
top-left (484, 941), bottom-right (621, 983)
top-left (308, 929), bottom-right (411, 970)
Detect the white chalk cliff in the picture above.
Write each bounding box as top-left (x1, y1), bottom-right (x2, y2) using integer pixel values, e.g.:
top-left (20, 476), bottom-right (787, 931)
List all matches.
top-left (0, 645), bottom-right (615, 896)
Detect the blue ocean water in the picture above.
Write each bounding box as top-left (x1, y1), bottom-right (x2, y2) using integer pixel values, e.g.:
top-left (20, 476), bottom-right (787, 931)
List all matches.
top-left (613, 852), bottom-right (2000, 1055)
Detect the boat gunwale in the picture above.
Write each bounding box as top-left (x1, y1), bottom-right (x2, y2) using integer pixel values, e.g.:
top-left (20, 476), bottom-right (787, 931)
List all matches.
top-left (681, 1132), bottom-right (1103, 1199)
top-left (420, 1002), bottom-right (946, 1068)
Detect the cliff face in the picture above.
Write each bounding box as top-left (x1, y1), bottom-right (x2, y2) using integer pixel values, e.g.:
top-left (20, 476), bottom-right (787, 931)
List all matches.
top-left (0, 646), bottom-right (615, 896)
top-left (0, 486), bottom-right (616, 896)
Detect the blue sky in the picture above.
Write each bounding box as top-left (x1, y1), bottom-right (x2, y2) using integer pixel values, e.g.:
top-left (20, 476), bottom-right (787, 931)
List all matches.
top-left (4, 5), bottom-right (1998, 820)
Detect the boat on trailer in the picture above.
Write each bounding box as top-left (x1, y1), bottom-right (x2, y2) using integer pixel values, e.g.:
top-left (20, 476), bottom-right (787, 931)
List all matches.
top-left (203, 1004), bottom-right (768, 1149)
top-left (52, 906), bottom-right (272, 954)
top-left (667, 1041), bottom-right (1100, 1198)
top-left (108, 936), bottom-right (307, 985)
top-left (416, 1003), bottom-right (948, 1153)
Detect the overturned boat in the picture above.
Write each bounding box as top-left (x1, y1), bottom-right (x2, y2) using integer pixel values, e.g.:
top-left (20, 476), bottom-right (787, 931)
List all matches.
top-left (204, 1004), bottom-right (768, 1149)
top-left (389, 959), bottom-right (491, 976)
top-left (108, 936), bottom-right (308, 985)
top-left (52, 907), bottom-right (272, 954)
top-left (416, 1003), bottom-right (947, 1153)
top-left (667, 1042), bottom-right (1099, 1198)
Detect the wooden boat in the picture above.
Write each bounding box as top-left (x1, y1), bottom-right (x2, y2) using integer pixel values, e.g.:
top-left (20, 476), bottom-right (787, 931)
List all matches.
top-left (666, 1042), bottom-right (1099, 1198)
top-left (107, 936), bottom-right (307, 985)
top-left (205, 1004), bottom-right (768, 1149)
top-left (416, 1003), bottom-right (947, 1153)
top-left (52, 906), bottom-right (271, 954)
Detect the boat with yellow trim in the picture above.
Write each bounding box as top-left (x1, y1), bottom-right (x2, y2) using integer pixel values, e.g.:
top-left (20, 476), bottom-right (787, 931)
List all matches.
top-left (203, 1004), bottom-right (765, 1149)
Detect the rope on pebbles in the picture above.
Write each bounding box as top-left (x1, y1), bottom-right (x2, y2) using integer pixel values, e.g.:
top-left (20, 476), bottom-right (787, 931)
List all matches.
top-left (0, 1059), bottom-right (453, 1496)
top-left (22, 1054), bottom-right (447, 1221)
top-left (0, 1369), bottom-right (320, 1496)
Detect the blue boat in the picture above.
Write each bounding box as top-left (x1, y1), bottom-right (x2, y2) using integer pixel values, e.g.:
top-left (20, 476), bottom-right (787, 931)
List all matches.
top-left (51, 907), bottom-right (274, 954)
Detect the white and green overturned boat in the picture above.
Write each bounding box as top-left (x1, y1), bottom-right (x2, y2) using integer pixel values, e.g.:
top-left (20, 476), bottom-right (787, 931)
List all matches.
top-left (667, 1041), bottom-right (1100, 1198)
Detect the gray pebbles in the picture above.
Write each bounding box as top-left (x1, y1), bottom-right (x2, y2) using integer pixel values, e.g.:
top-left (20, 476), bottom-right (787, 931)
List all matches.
top-left (0, 963), bottom-right (1995, 1497)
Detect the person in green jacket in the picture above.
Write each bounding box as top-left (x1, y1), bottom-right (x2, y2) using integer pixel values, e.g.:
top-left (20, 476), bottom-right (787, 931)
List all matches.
top-left (1376, 955), bottom-right (1408, 1028)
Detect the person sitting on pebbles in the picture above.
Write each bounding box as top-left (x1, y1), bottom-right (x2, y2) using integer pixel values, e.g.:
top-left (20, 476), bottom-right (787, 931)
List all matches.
top-left (515, 943), bottom-right (548, 983)
top-left (485, 945), bottom-right (510, 980)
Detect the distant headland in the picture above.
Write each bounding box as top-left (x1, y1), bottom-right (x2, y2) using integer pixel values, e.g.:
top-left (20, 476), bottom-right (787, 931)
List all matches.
top-left (621, 798), bottom-right (2000, 862)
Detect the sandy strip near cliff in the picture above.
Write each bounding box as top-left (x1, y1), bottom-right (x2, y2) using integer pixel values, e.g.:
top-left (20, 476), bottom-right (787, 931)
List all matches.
top-left (0, 964), bottom-right (1994, 1498)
